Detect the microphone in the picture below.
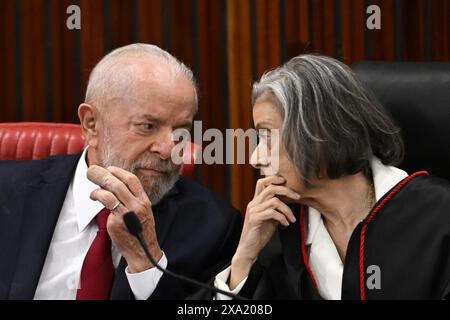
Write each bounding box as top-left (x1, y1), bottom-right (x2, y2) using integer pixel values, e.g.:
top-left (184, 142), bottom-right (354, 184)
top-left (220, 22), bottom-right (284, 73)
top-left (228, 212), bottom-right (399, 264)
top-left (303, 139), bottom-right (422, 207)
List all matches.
top-left (123, 211), bottom-right (247, 300)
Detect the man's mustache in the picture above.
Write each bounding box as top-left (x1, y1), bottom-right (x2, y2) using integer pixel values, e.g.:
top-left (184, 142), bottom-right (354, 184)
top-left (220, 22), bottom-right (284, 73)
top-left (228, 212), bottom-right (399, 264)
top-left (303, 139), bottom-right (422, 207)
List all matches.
top-left (130, 157), bottom-right (179, 175)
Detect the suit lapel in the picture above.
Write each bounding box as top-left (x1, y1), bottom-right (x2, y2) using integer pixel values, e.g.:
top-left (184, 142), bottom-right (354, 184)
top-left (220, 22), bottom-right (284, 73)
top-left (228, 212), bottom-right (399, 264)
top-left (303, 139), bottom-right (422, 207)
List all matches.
top-left (8, 155), bottom-right (80, 299)
top-left (152, 183), bottom-right (180, 247)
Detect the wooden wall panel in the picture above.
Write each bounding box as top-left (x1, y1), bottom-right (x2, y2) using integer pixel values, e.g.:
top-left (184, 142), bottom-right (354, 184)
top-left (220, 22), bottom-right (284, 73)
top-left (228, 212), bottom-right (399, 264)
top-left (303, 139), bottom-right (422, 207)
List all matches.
top-left (109, 0), bottom-right (134, 50)
top-left (0, 0), bottom-right (449, 213)
top-left (431, 0), bottom-right (450, 60)
top-left (50, 0), bottom-right (82, 122)
top-left (284, 0), bottom-right (310, 59)
top-left (255, 0), bottom-right (282, 76)
top-left (341, 0), bottom-right (366, 64)
top-left (371, 0), bottom-right (395, 60)
top-left (0, 0), bottom-right (17, 121)
top-left (80, 0), bottom-right (105, 97)
top-left (49, 0), bottom-right (63, 122)
top-left (168, 0), bottom-right (194, 67)
top-left (227, 0), bottom-right (254, 210)
top-left (137, 0), bottom-right (163, 46)
top-left (310, 0), bottom-right (337, 56)
top-left (21, 0), bottom-right (46, 121)
top-left (403, 0), bottom-right (426, 61)
top-left (196, 0), bottom-right (229, 196)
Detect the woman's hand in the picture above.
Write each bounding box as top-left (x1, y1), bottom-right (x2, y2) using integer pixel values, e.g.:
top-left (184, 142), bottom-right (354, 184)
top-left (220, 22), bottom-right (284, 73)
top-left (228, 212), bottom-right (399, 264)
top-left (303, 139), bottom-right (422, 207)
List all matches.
top-left (229, 176), bottom-right (300, 290)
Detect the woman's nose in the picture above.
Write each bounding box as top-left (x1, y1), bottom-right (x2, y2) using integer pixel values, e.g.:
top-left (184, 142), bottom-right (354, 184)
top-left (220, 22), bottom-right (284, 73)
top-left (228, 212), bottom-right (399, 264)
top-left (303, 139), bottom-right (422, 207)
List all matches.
top-left (250, 144), bottom-right (270, 169)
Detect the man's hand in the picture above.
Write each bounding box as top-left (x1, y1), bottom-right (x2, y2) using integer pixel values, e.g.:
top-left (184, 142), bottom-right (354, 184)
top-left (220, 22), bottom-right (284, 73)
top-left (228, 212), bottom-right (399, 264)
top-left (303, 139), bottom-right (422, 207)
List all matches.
top-left (87, 165), bottom-right (163, 273)
top-left (229, 176), bottom-right (300, 290)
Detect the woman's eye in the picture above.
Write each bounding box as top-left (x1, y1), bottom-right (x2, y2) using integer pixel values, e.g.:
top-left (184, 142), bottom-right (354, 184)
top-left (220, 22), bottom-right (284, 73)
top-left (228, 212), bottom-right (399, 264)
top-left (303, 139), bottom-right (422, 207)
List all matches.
top-left (258, 134), bottom-right (271, 142)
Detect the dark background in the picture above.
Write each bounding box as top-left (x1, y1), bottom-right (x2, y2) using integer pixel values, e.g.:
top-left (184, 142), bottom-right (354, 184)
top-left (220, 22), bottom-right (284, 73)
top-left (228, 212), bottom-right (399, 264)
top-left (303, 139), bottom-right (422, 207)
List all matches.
top-left (0, 0), bottom-right (449, 213)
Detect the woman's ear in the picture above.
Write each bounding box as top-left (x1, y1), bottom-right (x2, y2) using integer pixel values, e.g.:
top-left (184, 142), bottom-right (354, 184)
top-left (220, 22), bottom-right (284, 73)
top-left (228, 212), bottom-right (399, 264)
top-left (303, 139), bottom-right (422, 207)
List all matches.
top-left (78, 103), bottom-right (99, 147)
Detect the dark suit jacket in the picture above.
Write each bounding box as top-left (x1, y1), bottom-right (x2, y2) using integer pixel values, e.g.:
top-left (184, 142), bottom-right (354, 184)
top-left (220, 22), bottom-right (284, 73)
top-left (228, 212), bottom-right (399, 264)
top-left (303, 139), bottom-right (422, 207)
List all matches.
top-left (0, 153), bottom-right (242, 299)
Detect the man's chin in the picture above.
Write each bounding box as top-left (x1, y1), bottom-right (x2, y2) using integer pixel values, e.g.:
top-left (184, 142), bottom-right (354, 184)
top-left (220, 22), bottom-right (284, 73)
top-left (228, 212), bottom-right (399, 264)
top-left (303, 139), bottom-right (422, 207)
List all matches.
top-left (139, 175), bottom-right (179, 205)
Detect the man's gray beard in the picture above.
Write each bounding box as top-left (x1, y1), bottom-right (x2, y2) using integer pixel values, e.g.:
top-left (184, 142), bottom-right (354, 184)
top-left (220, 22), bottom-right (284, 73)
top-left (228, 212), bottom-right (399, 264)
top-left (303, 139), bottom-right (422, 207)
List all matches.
top-left (98, 142), bottom-right (180, 206)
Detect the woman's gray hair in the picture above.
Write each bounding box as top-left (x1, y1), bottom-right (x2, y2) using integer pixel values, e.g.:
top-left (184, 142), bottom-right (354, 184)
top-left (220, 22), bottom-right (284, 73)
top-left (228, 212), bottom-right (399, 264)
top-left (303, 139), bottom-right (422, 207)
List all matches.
top-left (85, 43), bottom-right (198, 109)
top-left (252, 54), bottom-right (404, 183)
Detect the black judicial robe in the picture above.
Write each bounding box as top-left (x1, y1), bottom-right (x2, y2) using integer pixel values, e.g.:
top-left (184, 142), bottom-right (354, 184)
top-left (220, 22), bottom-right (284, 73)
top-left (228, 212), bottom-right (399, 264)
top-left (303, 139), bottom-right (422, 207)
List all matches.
top-left (199, 171), bottom-right (450, 300)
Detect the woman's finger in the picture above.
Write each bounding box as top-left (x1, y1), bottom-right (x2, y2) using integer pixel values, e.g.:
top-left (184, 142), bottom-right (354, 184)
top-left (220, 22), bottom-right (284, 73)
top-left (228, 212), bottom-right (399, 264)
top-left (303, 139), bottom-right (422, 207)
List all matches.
top-left (252, 197), bottom-right (296, 223)
top-left (256, 209), bottom-right (290, 227)
top-left (257, 184), bottom-right (301, 202)
top-left (254, 175), bottom-right (285, 196)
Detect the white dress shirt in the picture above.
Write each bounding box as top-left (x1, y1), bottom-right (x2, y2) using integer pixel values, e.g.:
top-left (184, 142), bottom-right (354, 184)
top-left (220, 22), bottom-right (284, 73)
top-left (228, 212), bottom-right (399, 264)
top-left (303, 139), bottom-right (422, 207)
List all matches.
top-left (215, 157), bottom-right (408, 300)
top-left (33, 148), bottom-right (167, 300)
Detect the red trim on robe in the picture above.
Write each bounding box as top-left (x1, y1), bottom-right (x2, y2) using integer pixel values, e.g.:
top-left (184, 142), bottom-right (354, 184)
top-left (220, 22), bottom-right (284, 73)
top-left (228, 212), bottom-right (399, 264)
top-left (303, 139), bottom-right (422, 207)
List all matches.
top-left (298, 171), bottom-right (429, 300)
top-left (359, 171), bottom-right (428, 300)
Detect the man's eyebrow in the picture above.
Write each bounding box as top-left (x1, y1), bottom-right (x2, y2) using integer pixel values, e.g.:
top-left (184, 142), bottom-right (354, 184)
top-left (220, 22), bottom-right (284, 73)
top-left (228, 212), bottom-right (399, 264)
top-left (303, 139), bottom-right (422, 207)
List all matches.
top-left (139, 114), bottom-right (192, 129)
top-left (176, 122), bottom-right (192, 129)
top-left (140, 114), bottom-right (160, 122)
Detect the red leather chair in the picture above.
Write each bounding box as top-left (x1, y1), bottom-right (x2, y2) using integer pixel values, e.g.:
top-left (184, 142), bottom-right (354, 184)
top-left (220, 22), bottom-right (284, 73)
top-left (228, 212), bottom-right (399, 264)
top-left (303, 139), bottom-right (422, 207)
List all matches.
top-left (0, 122), bottom-right (200, 178)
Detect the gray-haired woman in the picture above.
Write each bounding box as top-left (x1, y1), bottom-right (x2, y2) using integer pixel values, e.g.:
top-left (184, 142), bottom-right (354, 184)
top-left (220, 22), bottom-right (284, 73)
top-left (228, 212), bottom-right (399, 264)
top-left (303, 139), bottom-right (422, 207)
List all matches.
top-left (213, 54), bottom-right (450, 300)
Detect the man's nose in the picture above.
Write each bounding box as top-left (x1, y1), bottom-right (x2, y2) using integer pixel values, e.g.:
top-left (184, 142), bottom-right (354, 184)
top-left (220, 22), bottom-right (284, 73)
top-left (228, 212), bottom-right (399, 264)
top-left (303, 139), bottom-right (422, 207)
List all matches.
top-left (150, 131), bottom-right (175, 160)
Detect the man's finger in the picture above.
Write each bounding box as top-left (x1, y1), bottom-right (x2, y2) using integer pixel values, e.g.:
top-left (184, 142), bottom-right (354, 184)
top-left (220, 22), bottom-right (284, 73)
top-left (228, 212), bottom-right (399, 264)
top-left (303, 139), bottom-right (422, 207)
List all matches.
top-left (90, 188), bottom-right (126, 215)
top-left (86, 165), bottom-right (110, 186)
top-left (87, 165), bottom-right (140, 212)
top-left (107, 166), bottom-right (148, 201)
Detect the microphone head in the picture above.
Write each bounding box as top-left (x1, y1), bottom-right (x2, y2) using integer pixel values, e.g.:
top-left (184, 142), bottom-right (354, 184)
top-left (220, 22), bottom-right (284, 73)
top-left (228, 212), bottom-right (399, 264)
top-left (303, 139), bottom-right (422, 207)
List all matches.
top-left (123, 211), bottom-right (143, 236)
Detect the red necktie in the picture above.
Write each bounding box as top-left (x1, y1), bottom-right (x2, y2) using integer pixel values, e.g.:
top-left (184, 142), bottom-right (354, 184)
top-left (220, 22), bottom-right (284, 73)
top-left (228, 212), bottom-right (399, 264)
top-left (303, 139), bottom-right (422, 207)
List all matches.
top-left (76, 208), bottom-right (115, 300)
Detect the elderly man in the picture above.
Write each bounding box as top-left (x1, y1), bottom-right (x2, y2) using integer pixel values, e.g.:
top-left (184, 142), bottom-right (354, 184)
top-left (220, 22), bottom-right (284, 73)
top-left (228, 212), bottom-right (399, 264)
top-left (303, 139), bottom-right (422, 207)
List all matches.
top-left (0, 43), bottom-right (242, 300)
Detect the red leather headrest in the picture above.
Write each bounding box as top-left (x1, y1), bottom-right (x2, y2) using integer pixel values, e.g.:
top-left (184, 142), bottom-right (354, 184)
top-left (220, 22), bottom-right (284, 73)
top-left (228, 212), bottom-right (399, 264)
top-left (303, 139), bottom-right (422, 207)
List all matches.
top-left (0, 122), bottom-right (199, 178)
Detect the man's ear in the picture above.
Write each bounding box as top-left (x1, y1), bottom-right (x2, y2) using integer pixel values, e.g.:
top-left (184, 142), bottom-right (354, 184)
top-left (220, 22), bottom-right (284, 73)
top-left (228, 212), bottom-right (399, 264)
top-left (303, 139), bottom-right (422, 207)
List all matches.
top-left (78, 103), bottom-right (99, 147)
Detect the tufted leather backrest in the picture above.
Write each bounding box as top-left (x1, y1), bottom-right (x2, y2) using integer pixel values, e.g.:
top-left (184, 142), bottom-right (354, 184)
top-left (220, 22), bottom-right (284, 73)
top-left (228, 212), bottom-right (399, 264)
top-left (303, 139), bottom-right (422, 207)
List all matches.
top-left (0, 122), bottom-right (200, 179)
top-left (352, 62), bottom-right (450, 181)
top-left (0, 122), bottom-right (84, 160)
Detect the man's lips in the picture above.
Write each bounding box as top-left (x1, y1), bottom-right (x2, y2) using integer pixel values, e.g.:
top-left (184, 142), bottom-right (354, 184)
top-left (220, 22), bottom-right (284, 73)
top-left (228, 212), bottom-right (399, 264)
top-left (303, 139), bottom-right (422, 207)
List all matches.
top-left (137, 168), bottom-right (167, 176)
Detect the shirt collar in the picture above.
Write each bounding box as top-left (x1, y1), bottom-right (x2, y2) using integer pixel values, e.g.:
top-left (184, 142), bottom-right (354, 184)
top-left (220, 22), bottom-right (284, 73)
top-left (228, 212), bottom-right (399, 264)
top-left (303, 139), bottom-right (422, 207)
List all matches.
top-left (306, 157), bottom-right (408, 245)
top-left (73, 147), bottom-right (104, 233)
top-left (370, 157), bottom-right (408, 202)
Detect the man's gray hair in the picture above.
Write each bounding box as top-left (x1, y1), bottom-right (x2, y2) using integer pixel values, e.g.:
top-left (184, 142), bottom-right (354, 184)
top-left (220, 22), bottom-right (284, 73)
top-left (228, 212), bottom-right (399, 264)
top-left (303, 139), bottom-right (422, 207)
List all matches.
top-left (252, 54), bottom-right (404, 183)
top-left (85, 43), bottom-right (198, 109)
